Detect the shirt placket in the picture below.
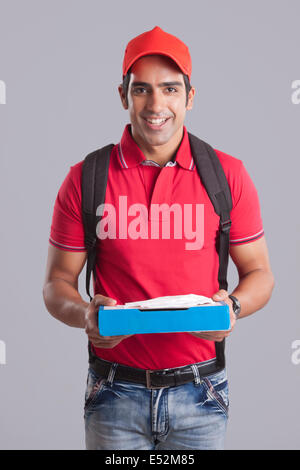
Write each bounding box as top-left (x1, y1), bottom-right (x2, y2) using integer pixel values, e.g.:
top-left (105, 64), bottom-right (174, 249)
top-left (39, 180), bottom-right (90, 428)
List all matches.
top-left (148, 167), bottom-right (175, 221)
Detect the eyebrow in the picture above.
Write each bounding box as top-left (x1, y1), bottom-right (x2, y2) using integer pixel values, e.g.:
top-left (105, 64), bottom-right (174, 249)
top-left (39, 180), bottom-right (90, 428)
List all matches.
top-left (131, 81), bottom-right (184, 88)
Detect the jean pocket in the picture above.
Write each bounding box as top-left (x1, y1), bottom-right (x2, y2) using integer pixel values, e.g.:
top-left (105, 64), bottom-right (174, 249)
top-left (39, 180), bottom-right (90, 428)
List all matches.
top-left (84, 368), bottom-right (106, 412)
top-left (202, 369), bottom-right (229, 416)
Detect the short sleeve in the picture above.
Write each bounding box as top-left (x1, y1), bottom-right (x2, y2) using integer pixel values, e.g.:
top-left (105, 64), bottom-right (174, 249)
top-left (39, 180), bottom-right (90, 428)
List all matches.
top-left (229, 161), bottom-right (264, 245)
top-left (49, 161), bottom-right (86, 252)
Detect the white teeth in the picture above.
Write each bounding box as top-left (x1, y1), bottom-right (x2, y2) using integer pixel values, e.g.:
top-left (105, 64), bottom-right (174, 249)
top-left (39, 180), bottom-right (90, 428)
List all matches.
top-left (146, 118), bottom-right (167, 124)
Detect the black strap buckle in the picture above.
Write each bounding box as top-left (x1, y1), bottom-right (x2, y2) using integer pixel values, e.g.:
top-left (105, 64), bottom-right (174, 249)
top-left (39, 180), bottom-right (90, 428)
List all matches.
top-left (220, 218), bottom-right (231, 233)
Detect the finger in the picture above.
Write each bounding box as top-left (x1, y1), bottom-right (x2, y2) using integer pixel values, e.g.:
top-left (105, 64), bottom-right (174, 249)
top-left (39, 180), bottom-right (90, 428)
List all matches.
top-left (100, 334), bottom-right (133, 339)
top-left (92, 295), bottom-right (117, 308)
top-left (88, 296), bottom-right (117, 329)
top-left (192, 329), bottom-right (227, 336)
top-left (190, 332), bottom-right (221, 341)
top-left (90, 339), bottom-right (117, 349)
top-left (86, 296), bottom-right (117, 328)
top-left (193, 331), bottom-right (229, 341)
top-left (88, 333), bottom-right (133, 346)
top-left (198, 336), bottom-right (224, 342)
top-left (90, 337), bottom-right (122, 349)
top-left (212, 289), bottom-right (228, 301)
top-left (85, 305), bottom-right (98, 330)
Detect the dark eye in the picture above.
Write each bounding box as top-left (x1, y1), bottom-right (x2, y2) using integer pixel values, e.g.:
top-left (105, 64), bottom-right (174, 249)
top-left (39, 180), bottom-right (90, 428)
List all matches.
top-left (133, 87), bottom-right (147, 94)
top-left (166, 87), bottom-right (177, 93)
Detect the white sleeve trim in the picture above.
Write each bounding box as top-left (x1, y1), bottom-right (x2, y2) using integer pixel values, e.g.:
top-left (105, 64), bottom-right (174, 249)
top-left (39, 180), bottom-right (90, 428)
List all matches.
top-left (230, 229), bottom-right (264, 243)
top-left (49, 237), bottom-right (86, 250)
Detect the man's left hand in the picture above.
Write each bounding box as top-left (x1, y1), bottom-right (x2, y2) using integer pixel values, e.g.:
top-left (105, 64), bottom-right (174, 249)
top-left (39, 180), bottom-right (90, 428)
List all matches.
top-left (189, 289), bottom-right (237, 342)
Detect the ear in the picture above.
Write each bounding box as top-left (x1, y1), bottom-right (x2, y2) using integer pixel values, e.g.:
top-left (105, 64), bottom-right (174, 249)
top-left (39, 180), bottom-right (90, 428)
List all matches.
top-left (186, 86), bottom-right (195, 111)
top-left (118, 84), bottom-right (128, 110)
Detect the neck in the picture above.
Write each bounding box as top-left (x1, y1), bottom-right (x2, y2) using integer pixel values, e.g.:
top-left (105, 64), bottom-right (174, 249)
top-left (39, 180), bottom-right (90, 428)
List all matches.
top-left (131, 125), bottom-right (184, 167)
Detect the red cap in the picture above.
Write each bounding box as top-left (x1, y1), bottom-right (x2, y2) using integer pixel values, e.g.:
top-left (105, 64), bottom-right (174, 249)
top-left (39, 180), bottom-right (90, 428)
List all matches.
top-left (122, 26), bottom-right (192, 81)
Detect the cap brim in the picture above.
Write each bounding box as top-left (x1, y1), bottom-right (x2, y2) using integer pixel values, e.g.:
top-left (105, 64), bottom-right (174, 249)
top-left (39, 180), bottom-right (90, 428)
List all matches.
top-left (124, 50), bottom-right (189, 78)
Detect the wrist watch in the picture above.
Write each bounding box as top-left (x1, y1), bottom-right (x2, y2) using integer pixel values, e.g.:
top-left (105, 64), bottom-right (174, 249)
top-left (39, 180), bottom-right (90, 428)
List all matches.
top-left (228, 295), bottom-right (241, 318)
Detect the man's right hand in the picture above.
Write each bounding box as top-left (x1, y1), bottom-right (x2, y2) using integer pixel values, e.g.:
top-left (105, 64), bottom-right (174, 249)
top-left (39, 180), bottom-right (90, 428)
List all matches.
top-left (85, 294), bottom-right (133, 348)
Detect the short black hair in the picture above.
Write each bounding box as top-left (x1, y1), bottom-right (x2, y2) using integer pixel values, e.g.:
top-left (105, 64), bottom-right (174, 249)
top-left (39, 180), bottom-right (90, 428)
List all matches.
top-left (121, 69), bottom-right (192, 107)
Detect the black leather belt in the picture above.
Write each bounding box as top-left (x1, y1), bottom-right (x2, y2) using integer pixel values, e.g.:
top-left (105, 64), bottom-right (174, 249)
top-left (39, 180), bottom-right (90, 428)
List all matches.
top-left (89, 356), bottom-right (223, 389)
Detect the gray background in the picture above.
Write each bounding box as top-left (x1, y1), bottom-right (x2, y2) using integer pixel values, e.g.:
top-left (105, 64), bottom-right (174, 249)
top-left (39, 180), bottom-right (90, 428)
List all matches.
top-left (0, 0), bottom-right (299, 450)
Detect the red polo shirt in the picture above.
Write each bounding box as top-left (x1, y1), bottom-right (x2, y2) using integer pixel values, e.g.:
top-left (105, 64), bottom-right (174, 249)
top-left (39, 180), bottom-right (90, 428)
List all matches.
top-left (49, 124), bottom-right (264, 369)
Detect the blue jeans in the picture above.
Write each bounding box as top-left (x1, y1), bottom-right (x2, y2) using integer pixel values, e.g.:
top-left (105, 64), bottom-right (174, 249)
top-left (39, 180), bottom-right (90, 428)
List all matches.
top-left (84, 363), bottom-right (229, 450)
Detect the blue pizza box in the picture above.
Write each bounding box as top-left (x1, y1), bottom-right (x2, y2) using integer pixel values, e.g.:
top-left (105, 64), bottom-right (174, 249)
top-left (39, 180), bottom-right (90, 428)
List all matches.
top-left (98, 302), bottom-right (230, 336)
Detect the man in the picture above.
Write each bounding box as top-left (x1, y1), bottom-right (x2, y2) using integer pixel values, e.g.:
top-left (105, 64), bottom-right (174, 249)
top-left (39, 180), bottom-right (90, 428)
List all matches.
top-left (43, 26), bottom-right (274, 450)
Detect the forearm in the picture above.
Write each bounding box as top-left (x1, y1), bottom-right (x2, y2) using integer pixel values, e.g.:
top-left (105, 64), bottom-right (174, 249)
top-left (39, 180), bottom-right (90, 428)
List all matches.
top-left (231, 268), bottom-right (274, 318)
top-left (43, 278), bottom-right (89, 328)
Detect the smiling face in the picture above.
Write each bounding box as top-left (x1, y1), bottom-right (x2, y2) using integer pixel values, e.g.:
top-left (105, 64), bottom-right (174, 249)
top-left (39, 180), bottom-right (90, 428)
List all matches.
top-left (118, 55), bottom-right (195, 152)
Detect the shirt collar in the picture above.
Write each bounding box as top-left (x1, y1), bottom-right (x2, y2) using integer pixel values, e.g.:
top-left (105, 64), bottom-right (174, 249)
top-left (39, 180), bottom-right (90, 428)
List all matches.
top-left (118, 124), bottom-right (195, 171)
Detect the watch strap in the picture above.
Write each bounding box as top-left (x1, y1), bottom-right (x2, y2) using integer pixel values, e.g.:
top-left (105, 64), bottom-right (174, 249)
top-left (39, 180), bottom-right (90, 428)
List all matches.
top-left (228, 294), bottom-right (241, 318)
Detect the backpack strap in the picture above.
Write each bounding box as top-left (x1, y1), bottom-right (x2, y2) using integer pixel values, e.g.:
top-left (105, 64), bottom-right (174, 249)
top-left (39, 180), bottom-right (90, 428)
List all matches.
top-left (188, 133), bottom-right (233, 369)
top-left (81, 144), bottom-right (114, 301)
top-left (188, 133), bottom-right (232, 290)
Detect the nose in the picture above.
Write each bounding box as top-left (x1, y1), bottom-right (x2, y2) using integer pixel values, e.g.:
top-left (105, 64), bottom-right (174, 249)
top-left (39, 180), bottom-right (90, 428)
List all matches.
top-left (146, 89), bottom-right (165, 114)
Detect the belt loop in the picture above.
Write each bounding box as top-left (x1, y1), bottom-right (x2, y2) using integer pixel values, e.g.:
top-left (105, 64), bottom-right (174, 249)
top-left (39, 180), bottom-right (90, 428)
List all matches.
top-left (174, 370), bottom-right (181, 387)
top-left (191, 364), bottom-right (201, 386)
top-left (106, 362), bottom-right (118, 386)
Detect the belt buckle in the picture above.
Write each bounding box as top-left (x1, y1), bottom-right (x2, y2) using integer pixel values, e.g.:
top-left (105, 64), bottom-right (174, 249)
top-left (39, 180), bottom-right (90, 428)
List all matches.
top-left (146, 369), bottom-right (163, 389)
